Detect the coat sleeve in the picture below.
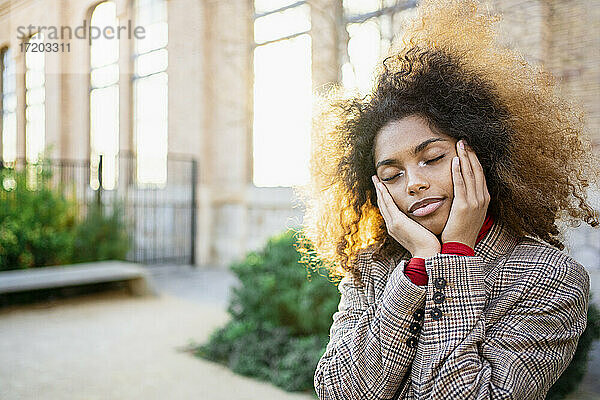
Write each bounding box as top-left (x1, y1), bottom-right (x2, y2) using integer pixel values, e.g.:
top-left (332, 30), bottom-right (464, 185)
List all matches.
top-left (410, 253), bottom-right (590, 399)
top-left (314, 257), bottom-right (427, 400)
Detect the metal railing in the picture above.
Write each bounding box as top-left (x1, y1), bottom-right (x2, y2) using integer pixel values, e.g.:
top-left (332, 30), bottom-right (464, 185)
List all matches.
top-left (0, 153), bottom-right (197, 265)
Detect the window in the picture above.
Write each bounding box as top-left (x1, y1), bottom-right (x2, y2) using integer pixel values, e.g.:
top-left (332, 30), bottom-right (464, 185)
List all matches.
top-left (342, 0), bottom-right (417, 94)
top-left (252, 0), bottom-right (312, 187)
top-left (133, 0), bottom-right (168, 187)
top-left (25, 32), bottom-right (45, 163)
top-left (1, 47), bottom-right (16, 163)
top-left (90, 1), bottom-right (119, 190)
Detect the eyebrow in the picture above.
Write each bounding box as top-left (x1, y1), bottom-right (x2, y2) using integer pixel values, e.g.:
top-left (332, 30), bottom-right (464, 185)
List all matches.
top-left (375, 138), bottom-right (448, 169)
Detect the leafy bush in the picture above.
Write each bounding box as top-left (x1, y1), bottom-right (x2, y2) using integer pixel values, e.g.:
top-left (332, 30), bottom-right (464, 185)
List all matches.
top-left (194, 229), bottom-right (339, 392)
top-left (195, 229), bottom-right (600, 398)
top-left (71, 202), bottom-right (130, 263)
top-left (225, 231), bottom-right (340, 337)
top-left (271, 334), bottom-right (330, 391)
top-left (0, 163), bottom-right (130, 270)
top-left (0, 165), bottom-right (77, 270)
top-left (547, 293), bottom-right (600, 399)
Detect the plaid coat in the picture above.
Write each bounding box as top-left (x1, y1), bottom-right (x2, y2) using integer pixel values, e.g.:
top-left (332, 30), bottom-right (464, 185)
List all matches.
top-left (314, 218), bottom-right (590, 399)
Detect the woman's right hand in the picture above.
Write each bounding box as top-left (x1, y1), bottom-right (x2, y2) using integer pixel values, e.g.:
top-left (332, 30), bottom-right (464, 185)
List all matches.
top-left (372, 175), bottom-right (441, 258)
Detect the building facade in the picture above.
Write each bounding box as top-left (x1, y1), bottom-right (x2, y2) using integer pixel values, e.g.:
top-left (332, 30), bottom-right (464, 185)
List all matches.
top-left (0, 0), bottom-right (597, 268)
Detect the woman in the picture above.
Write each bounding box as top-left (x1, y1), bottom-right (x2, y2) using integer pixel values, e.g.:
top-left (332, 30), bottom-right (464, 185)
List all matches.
top-left (295, 0), bottom-right (600, 398)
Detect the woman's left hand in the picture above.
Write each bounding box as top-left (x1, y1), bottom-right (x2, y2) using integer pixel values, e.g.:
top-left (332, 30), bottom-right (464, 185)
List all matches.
top-left (440, 140), bottom-right (491, 249)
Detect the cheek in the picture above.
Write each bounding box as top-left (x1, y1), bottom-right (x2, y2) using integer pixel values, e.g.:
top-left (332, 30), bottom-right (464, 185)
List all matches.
top-left (439, 163), bottom-right (455, 196)
top-left (391, 194), bottom-right (406, 213)
top-left (386, 189), bottom-right (410, 214)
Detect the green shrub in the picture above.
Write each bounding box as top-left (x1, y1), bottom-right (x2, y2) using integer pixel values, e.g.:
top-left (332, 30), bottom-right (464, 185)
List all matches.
top-left (71, 202), bottom-right (130, 263)
top-left (195, 228), bottom-right (600, 398)
top-left (195, 229), bottom-right (339, 393)
top-left (271, 334), bottom-right (330, 391)
top-left (0, 163), bottom-right (131, 270)
top-left (0, 164), bottom-right (77, 270)
top-left (546, 293), bottom-right (600, 399)
top-left (196, 318), bottom-right (328, 392)
top-left (225, 230), bottom-right (340, 337)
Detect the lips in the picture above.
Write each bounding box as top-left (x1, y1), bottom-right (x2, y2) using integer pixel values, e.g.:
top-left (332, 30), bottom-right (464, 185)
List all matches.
top-left (409, 197), bottom-right (445, 213)
top-left (411, 199), bottom-right (445, 217)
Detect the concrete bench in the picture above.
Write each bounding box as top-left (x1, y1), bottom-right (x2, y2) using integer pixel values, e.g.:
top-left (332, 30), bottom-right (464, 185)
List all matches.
top-left (0, 261), bottom-right (155, 297)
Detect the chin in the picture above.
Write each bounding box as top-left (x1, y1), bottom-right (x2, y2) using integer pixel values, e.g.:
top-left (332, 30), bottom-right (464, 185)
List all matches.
top-left (410, 202), bottom-right (450, 236)
top-left (427, 223), bottom-right (444, 236)
top-left (415, 216), bottom-right (446, 236)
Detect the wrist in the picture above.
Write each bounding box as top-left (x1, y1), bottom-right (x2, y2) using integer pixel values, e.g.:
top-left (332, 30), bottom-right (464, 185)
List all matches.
top-left (441, 241), bottom-right (475, 256)
top-left (412, 248), bottom-right (440, 259)
top-left (442, 240), bottom-right (476, 250)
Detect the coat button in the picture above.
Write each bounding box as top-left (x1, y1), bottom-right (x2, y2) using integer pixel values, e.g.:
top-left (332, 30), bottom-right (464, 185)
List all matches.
top-left (406, 337), bottom-right (418, 348)
top-left (430, 307), bottom-right (443, 321)
top-left (413, 308), bottom-right (424, 321)
top-left (433, 277), bottom-right (447, 290)
top-left (433, 292), bottom-right (446, 304)
top-left (409, 322), bottom-right (421, 334)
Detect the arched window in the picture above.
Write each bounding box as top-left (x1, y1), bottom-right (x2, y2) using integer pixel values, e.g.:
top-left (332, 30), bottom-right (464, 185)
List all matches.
top-left (133, 0), bottom-right (168, 187)
top-left (342, 0), bottom-right (417, 94)
top-left (1, 47), bottom-right (16, 163)
top-left (252, 0), bottom-right (312, 187)
top-left (25, 32), bottom-right (45, 163)
top-left (90, 1), bottom-right (120, 190)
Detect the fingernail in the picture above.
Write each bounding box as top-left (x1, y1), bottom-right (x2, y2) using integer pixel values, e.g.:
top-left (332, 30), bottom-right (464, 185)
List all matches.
top-left (458, 140), bottom-right (464, 150)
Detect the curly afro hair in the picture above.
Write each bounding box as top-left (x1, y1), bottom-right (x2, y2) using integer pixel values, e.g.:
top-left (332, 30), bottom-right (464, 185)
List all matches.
top-left (293, 0), bottom-right (600, 286)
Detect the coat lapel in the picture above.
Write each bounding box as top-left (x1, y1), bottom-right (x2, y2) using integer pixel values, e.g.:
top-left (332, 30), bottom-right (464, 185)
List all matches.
top-left (474, 218), bottom-right (521, 294)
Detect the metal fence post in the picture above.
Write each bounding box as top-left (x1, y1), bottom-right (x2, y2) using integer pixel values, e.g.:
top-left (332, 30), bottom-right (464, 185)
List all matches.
top-left (96, 154), bottom-right (103, 209)
top-left (191, 158), bottom-right (198, 266)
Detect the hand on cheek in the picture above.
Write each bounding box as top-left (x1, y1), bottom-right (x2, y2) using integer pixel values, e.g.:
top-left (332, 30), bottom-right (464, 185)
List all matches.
top-left (440, 140), bottom-right (490, 249)
top-left (372, 175), bottom-right (441, 258)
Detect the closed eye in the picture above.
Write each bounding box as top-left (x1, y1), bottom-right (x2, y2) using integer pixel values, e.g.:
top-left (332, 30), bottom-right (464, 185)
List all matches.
top-left (380, 154), bottom-right (446, 182)
top-left (381, 175), bottom-right (398, 182)
top-left (426, 154), bottom-right (445, 164)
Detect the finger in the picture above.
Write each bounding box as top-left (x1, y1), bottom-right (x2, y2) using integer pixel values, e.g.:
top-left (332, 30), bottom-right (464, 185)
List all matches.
top-left (378, 181), bottom-right (408, 222)
top-left (371, 175), bottom-right (379, 201)
top-left (465, 144), bottom-right (489, 203)
top-left (376, 182), bottom-right (396, 222)
top-left (374, 176), bottom-right (410, 224)
top-left (458, 140), bottom-right (476, 197)
top-left (462, 143), bottom-right (482, 198)
top-left (374, 180), bottom-right (392, 223)
top-left (372, 177), bottom-right (383, 209)
top-left (452, 155), bottom-right (466, 201)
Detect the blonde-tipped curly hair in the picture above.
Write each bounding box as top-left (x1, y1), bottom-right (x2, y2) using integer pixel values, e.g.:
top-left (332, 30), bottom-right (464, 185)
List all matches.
top-left (292, 0), bottom-right (600, 286)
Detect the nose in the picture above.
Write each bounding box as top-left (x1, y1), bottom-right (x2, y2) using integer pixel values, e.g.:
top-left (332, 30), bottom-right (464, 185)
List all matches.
top-left (406, 170), bottom-right (429, 195)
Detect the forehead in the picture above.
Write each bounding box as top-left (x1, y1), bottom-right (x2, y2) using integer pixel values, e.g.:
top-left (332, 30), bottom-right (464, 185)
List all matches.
top-left (374, 115), bottom-right (450, 160)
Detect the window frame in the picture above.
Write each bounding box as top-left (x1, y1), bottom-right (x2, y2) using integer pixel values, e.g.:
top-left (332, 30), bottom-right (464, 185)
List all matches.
top-left (341, 0), bottom-right (417, 93)
top-left (23, 32), bottom-right (46, 164)
top-left (131, 0), bottom-right (169, 189)
top-left (251, 0), bottom-right (312, 187)
top-left (1, 46), bottom-right (17, 164)
top-left (89, 0), bottom-right (121, 190)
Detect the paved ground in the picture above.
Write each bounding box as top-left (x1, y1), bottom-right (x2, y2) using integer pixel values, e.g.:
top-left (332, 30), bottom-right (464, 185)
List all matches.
top-left (0, 266), bottom-right (314, 400)
top-left (1, 264), bottom-right (600, 399)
